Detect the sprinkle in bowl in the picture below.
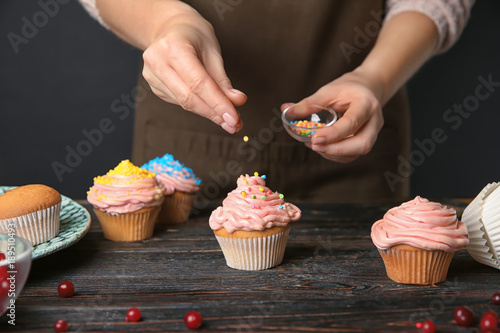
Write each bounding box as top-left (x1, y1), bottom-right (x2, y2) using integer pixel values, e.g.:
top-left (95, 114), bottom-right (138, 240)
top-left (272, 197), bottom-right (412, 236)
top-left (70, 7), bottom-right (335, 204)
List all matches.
top-left (281, 104), bottom-right (338, 142)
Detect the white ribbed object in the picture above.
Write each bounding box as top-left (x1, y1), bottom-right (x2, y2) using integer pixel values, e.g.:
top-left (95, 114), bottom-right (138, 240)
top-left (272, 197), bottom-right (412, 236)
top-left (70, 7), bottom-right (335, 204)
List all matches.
top-left (462, 182), bottom-right (500, 269)
top-left (0, 202), bottom-right (61, 246)
top-left (215, 229), bottom-right (290, 270)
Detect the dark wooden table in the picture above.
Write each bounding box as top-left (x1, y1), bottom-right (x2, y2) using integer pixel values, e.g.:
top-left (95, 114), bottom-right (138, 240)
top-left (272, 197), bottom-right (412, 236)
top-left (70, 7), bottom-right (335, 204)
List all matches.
top-left (0, 200), bottom-right (497, 332)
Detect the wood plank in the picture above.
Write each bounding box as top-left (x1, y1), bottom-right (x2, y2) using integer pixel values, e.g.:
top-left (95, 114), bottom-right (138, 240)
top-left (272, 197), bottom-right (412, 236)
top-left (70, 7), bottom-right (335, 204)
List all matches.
top-left (0, 202), bottom-right (495, 332)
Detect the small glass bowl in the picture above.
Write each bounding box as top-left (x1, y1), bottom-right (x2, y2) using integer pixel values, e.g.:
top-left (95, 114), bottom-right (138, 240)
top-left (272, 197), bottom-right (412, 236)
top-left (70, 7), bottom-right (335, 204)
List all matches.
top-left (0, 234), bottom-right (32, 317)
top-left (281, 104), bottom-right (338, 142)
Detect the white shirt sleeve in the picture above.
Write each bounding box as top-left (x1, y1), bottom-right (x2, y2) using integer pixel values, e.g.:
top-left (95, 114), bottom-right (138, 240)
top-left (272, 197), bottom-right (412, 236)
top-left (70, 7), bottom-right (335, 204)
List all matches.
top-left (385, 0), bottom-right (476, 53)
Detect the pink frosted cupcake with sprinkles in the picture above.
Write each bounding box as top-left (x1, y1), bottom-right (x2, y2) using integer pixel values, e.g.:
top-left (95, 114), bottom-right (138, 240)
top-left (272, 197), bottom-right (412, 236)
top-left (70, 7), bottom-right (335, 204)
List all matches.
top-left (87, 160), bottom-right (164, 241)
top-left (209, 173), bottom-right (301, 270)
top-left (141, 154), bottom-right (202, 224)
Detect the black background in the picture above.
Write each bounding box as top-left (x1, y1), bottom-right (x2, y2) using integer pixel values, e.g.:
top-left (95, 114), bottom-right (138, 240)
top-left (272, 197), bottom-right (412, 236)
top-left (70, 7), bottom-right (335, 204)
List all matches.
top-left (0, 0), bottom-right (499, 200)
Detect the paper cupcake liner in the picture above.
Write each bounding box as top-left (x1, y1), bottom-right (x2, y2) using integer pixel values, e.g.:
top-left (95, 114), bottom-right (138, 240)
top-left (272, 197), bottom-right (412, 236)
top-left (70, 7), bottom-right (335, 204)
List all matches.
top-left (378, 246), bottom-right (454, 285)
top-left (477, 185), bottom-right (500, 268)
top-left (462, 182), bottom-right (500, 269)
top-left (157, 192), bottom-right (195, 224)
top-left (0, 202), bottom-right (61, 246)
top-left (94, 206), bottom-right (160, 242)
top-left (215, 229), bottom-right (290, 270)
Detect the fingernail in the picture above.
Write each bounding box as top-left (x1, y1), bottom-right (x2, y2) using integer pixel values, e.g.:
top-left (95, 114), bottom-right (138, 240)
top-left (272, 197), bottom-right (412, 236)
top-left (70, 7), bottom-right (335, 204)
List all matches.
top-left (312, 137), bottom-right (326, 145)
top-left (312, 144), bottom-right (326, 153)
top-left (222, 113), bottom-right (238, 127)
top-left (221, 122), bottom-right (236, 134)
top-left (230, 89), bottom-right (246, 97)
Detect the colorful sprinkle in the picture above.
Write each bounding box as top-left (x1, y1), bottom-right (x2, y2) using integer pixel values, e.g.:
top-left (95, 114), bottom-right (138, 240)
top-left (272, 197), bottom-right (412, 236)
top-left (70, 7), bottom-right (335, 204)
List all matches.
top-left (259, 187), bottom-right (264, 192)
top-left (241, 191), bottom-right (247, 198)
top-left (243, 136), bottom-right (249, 142)
top-left (251, 204), bottom-right (255, 208)
top-left (279, 205), bottom-right (284, 209)
top-left (262, 195), bottom-right (267, 200)
top-left (252, 195), bottom-right (256, 199)
top-left (254, 172), bottom-right (259, 177)
top-left (262, 175), bottom-right (266, 180)
top-left (141, 154), bottom-right (202, 186)
top-left (290, 120), bottom-right (326, 137)
top-left (279, 194), bottom-right (284, 199)
top-left (243, 179), bottom-right (248, 184)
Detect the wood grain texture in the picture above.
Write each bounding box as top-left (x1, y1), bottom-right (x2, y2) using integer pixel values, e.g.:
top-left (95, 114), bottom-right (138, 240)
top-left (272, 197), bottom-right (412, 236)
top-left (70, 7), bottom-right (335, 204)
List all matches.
top-left (0, 201), bottom-right (494, 332)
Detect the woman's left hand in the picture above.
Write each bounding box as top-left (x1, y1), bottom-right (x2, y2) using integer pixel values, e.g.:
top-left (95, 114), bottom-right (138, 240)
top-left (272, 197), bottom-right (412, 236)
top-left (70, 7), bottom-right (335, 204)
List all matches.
top-left (282, 68), bottom-right (384, 163)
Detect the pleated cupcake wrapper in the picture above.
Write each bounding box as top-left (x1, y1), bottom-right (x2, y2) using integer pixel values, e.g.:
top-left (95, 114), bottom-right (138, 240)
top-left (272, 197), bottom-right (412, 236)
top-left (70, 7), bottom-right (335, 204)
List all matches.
top-left (94, 207), bottom-right (160, 242)
top-left (0, 202), bottom-right (61, 246)
top-left (462, 182), bottom-right (500, 269)
top-left (157, 193), bottom-right (195, 224)
top-left (378, 248), bottom-right (454, 285)
top-left (215, 229), bottom-right (290, 271)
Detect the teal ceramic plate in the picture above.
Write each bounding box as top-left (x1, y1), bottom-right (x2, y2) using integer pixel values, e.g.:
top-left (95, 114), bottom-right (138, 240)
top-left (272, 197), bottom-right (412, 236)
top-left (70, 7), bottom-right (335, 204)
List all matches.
top-left (0, 186), bottom-right (91, 260)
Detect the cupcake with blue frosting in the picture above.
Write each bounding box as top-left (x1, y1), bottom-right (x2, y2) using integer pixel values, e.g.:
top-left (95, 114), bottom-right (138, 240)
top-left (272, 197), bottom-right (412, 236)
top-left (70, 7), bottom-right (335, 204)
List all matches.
top-left (141, 154), bottom-right (202, 224)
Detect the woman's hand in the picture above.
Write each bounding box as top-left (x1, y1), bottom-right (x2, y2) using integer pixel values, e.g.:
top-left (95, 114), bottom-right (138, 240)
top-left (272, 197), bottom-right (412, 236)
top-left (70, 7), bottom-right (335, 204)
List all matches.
top-left (140, 3), bottom-right (247, 133)
top-left (282, 68), bottom-right (384, 163)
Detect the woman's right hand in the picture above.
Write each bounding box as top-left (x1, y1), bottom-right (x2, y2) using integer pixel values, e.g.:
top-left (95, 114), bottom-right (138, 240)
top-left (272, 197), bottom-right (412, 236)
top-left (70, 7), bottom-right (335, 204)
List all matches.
top-left (142, 3), bottom-right (246, 133)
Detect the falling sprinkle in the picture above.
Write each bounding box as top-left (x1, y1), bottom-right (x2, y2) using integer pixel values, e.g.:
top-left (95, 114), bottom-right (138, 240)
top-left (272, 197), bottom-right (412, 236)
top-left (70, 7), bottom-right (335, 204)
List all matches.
top-left (243, 136), bottom-right (249, 142)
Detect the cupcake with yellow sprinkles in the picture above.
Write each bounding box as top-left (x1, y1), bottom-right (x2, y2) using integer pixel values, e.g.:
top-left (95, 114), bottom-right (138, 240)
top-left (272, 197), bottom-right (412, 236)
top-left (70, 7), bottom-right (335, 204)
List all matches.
top-left (87, 160), bottom-right (164, 241)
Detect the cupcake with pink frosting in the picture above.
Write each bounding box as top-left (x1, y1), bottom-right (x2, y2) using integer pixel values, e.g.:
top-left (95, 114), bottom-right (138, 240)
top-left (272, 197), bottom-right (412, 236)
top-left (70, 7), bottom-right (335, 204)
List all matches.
top-left (141, 154), bottom-right (202, 224)
top-left (209, 173), bottom-right (301, 270)
top-left (371, 196), bottom-right (469, 285)
top-left (87, 160), bottom-right (164, 241)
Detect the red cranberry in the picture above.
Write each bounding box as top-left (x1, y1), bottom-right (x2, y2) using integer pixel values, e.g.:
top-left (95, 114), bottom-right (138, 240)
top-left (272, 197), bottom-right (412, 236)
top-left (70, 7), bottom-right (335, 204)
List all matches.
top-left (125, 307), bottom-right (141, 322)
top-left (481, 313), bottom-right (499, 330)
top-left (493, 293), bottom-right (500, 306)
top-left (454, 305), bottom-right (475, 327)
top-left (0, 253), bottom-right (8, 278)
top-left (0, 277), bottom-right (10, 298)
top-left (485, 310), bottom-right (500, 321)
top-left (421, 320), bottom-right (436, 333)
top-left (184, 311), bottom-right (203, 329)
top-left (57, 281), bottom-right (74, 298)
top-left (54, 319), bottom-right (68, 332)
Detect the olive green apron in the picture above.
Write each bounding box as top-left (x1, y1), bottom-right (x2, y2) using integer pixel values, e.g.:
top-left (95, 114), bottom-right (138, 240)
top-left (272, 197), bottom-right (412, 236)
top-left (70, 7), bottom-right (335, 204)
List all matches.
top-left (132, 0), bottom-right (410, 204)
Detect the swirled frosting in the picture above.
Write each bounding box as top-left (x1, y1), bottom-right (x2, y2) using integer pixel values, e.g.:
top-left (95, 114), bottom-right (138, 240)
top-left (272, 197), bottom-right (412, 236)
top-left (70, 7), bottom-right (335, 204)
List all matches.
top-left (371, 196), bottom-right (469, 252)
top-left (87, 160), bottom-right (164, 215)
top-left (209, 174), bottom-right (301, 233)
top-left (141, 154), bottom-right (202, 195)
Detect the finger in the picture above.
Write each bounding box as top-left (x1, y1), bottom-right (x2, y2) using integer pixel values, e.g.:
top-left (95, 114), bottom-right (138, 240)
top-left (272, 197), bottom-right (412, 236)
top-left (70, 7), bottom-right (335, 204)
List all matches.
top-left (147, 63), bottom-right (238, 134)
top-left (310, 115), bottom-right (382, 157)
top-left (170, 47), bottom-right (241, 128)
top-left (305, 142), bottom-right (358, 163)
top-left (280, 102), bottom-right (294, 112)
top-left (204, 51), bottom-right (247, 106)
top-left (310, 99), bottom-right (375, 145)
top-left (142, 67), bottom-right (177, 104)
